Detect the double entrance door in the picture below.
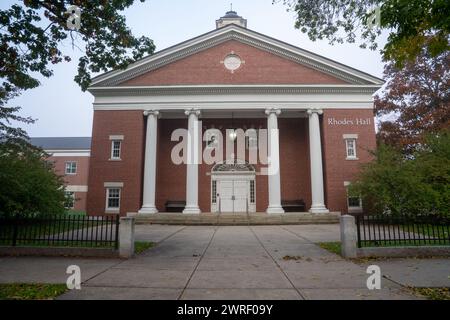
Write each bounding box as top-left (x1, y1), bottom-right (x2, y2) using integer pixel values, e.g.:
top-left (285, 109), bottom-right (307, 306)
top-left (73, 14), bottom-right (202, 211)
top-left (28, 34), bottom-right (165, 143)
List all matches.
top-left (218, 180), bottom-right (249, 213)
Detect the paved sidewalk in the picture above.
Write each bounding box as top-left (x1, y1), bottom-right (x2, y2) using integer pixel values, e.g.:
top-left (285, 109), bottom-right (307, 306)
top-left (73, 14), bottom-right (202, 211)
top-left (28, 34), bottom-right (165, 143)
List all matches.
top-left (0, 225), bottom-right (448, 300)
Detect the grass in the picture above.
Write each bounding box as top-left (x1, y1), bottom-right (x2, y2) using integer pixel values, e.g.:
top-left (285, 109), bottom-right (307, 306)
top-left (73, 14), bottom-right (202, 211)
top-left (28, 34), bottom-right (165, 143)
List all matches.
top-left (411, 287), bottom-right (450, 300)
top-left (0, 213), bottom-right (117, 248)
top-left (134, 241), bottom-right (154, 254)
top-left (360, 239), bottom-right (450, 248)
top-left (0, 283), bottom-right (67, 300)
top-left (317, 242), bottom-right (342, 255)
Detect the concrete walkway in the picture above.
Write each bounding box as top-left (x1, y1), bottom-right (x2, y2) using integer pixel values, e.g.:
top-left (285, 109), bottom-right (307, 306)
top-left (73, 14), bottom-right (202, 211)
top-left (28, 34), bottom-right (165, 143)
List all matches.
top-left (0, 225), bottom-right (448, 300)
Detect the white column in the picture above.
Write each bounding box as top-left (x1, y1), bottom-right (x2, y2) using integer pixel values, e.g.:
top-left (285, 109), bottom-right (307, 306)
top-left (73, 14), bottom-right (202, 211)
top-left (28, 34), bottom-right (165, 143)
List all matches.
top-left (183, 109), bottom-right (201, 214)
top-left (307, 108), bottom-right (329, 214)
top-left (265, 108), bottom-right (284, 214)
top-left (138, 110), bottom-right (159, 214)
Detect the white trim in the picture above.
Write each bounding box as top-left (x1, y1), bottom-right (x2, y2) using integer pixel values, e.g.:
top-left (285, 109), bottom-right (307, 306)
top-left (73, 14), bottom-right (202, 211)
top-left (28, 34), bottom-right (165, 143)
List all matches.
top-left (90, 25), bottom-right (383, 87)
top-left (47, 150), bottom-right (90, 157)
top-left (104, 182), bottom-right (124, 188)
top-left (343, 134), bottom-right (359, 139)
top-left (110, 140), bottom-right (122, 160)
top-left (65, 185), bottom-right (88, 192)
top-left (345, 138), bottom-right (358, 160)
top-left (64, 161), bottom-right (77, 175)
top-left (105, 187), bottom-right (121, 213)
top-left (109, 135), bottom-right (124, 140)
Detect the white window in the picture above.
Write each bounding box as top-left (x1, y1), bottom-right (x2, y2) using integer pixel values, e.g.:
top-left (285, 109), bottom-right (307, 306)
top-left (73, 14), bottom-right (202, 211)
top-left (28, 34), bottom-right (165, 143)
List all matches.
top-left (345, 139), bottom-right (357, 158)
top-left (343, 134), bottom-right (358, 160)
top-left (106, 188), bottom-right (121, 211)
top-left (205, 130), bottom-right (219, 149)
top-left (64, 191), bottom-right (75, 209)
top-left (65, 161), bottom-right (77, 174)
top-left (249, 180), bottom-right (255, 204)
top-left (211, 180), bottom-right (217, 204)
top-left (111, 140), bottom-right (122, 160)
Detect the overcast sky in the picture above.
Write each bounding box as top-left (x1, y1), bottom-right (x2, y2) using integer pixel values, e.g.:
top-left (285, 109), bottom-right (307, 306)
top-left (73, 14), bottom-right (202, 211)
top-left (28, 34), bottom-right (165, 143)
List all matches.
top-left (4, 0), bottom-right (387, 137)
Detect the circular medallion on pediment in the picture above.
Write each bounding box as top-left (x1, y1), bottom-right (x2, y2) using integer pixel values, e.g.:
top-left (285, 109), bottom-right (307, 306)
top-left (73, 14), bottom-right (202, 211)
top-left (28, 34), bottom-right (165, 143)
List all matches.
top-left (223, 53), bottom-right (242, 72)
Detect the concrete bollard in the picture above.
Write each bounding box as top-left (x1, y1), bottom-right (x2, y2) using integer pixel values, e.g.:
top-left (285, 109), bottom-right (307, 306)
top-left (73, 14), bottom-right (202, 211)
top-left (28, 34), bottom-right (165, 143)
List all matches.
top-left (119, 217), bottom-right (135, 258)
top-left (340, 215), bottom-right (357, 258)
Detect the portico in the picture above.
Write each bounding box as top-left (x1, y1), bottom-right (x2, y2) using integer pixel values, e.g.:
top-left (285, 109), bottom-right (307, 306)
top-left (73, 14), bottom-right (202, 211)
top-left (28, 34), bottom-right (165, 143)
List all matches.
top-left (136, 106), bottom-right (329, 214)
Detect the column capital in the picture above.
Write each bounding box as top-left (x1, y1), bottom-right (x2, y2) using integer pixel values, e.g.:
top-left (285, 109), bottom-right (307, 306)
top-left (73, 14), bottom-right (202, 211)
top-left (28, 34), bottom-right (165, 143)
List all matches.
top-left (184, 108), bottom-right (201, 117)
top-left (143, 109), bottom-right (160, 117)
top-left (265, 108), bottom-right (281, 116)
top-left (307, 108), bottom-right (323, 116)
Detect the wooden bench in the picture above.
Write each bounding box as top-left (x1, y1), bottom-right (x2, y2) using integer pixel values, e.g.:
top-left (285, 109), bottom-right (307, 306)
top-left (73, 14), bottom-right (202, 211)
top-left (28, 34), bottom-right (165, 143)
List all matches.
top-left (281, 199), bottom-right (306, 212)
top-left (165, 200), bottom-right (186, 213)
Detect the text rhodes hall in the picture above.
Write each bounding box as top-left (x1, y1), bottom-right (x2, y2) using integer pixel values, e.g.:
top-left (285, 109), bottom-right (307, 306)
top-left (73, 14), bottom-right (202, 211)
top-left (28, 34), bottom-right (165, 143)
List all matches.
top-left (31, 11), bottom-right (383, 217)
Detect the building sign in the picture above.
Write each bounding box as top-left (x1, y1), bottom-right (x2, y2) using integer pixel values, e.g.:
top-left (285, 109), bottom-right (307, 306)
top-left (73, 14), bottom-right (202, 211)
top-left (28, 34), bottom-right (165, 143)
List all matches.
top-left (327, 118), bottom-right (372, 126)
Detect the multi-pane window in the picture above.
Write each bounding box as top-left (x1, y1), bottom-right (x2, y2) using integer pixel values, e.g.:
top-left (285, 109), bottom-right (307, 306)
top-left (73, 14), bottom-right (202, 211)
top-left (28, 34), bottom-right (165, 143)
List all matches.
top-left (106, 188), bottom-right (121, 210)
top-left (211, 180), bottom-right (217, 204)
top-left (111, 140), bottom-right (122, 160)
top-left (345, 139), bottom-right (357, 159)
top-left (64, 191), bottom-right (75, 209)
top-left (250, 180), bottom-right (255, 204)
top-left (65, 161), bottom-right (77, 174)
top-left (348, 196), bottom-right (362, 208)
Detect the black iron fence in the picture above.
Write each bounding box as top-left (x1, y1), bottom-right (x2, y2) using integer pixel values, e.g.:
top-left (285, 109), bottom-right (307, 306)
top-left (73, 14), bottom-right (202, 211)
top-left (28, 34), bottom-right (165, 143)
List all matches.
top-left (355, 213), bottom-right (450, 248)
top-left (0, 215), bottom-right (119, 249)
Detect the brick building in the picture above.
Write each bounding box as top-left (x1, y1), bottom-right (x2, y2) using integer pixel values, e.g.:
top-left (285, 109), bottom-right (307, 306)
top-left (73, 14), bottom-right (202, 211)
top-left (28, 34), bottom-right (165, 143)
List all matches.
top-left (30, 137), bottom-right (91, 212)
top-left (85, 11), bottom-right (382, 216)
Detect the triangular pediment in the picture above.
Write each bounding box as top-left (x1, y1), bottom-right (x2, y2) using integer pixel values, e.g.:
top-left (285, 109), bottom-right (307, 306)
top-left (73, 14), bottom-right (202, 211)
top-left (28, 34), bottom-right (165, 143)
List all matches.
top-left (90, 25), bottom-right (383, 88)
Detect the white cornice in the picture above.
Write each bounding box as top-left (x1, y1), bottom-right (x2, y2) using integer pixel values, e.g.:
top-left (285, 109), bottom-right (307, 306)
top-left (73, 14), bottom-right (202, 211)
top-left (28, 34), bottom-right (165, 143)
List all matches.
top-left (89, 84), bottom-right (381, 97)
top-left (89, 25), bottom-right (384, 88)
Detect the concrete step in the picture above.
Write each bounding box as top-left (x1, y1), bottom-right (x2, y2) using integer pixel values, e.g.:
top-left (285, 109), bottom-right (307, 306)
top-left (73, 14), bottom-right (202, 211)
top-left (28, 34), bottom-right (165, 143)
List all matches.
top-left (132, 212), bottom-right (340, 225)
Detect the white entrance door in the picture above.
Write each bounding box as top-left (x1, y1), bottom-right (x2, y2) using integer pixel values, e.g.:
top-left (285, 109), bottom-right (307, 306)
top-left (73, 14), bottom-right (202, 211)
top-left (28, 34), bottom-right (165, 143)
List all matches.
top-left (218, 180), bottom-right (248, 213)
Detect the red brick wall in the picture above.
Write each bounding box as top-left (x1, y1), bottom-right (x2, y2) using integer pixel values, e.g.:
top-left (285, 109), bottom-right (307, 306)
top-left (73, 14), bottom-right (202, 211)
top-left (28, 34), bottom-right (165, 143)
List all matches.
top-left (73, 192), bottom-right (87, 211)
top-left (121, 40), bottom-right (348, 86)
top-left (48, 155), bottom-right (89, 211)
top-left (322, 109), bottom-right (376, 213)
top-left (86, 110), bottom-right (145, 216)
top-left (49, 156), bottom-right (89, 186)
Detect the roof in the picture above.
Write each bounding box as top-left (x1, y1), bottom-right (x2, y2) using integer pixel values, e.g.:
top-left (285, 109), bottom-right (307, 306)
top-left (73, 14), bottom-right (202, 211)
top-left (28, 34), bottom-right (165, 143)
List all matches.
top-left (89, 24), bottom-right (384, 88)
top-left (221, 10), bottom-right (241, 18)
top-left (29, 137), bottom-right (91, 150)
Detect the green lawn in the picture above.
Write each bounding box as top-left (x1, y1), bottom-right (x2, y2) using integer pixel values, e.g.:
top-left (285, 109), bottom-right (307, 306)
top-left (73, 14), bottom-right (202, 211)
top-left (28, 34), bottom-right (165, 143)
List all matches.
top-left (411, 287), bottom-right (450, 300)
top-left (360, 239), bottom-right (450, 247)
top-left (317, 242), bottom-right (341, 255)
top-left (135, 241), bottom-right (154, 254)
top-left (0, 213), bottom-right (117, 248)
top-left (0, 283), bottom-right (67, 300)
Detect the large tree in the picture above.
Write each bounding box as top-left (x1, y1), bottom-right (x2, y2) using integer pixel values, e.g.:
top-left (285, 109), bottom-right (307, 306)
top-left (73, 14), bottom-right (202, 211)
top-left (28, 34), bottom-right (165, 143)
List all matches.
top-left (375, 48), bottom-right (450, 153)
top-left (276, 0), bottom-right (450, 66)
top-left (0, 142), bottom-right (67, 217)
top-left (0, 0), bottom-right (155, 143)
top-left (350, 130), bottom-right (450, 217)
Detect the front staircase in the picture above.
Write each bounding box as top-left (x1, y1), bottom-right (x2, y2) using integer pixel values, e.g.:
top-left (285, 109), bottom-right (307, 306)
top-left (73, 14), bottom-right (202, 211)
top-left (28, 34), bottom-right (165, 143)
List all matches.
top-left (131, 212), bottom-right (340, 225)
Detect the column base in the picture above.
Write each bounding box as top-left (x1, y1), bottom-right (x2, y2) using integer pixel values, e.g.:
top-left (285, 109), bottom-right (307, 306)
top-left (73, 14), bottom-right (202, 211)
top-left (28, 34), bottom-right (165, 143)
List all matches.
top-left (309, 205), bottom-right (330, 215)
top-left (266, 206), bottom-right (285, 214)
top-left (138, 206), bottom-right (158, 215)
top-left (182, 206), bottom-right (201, 214)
